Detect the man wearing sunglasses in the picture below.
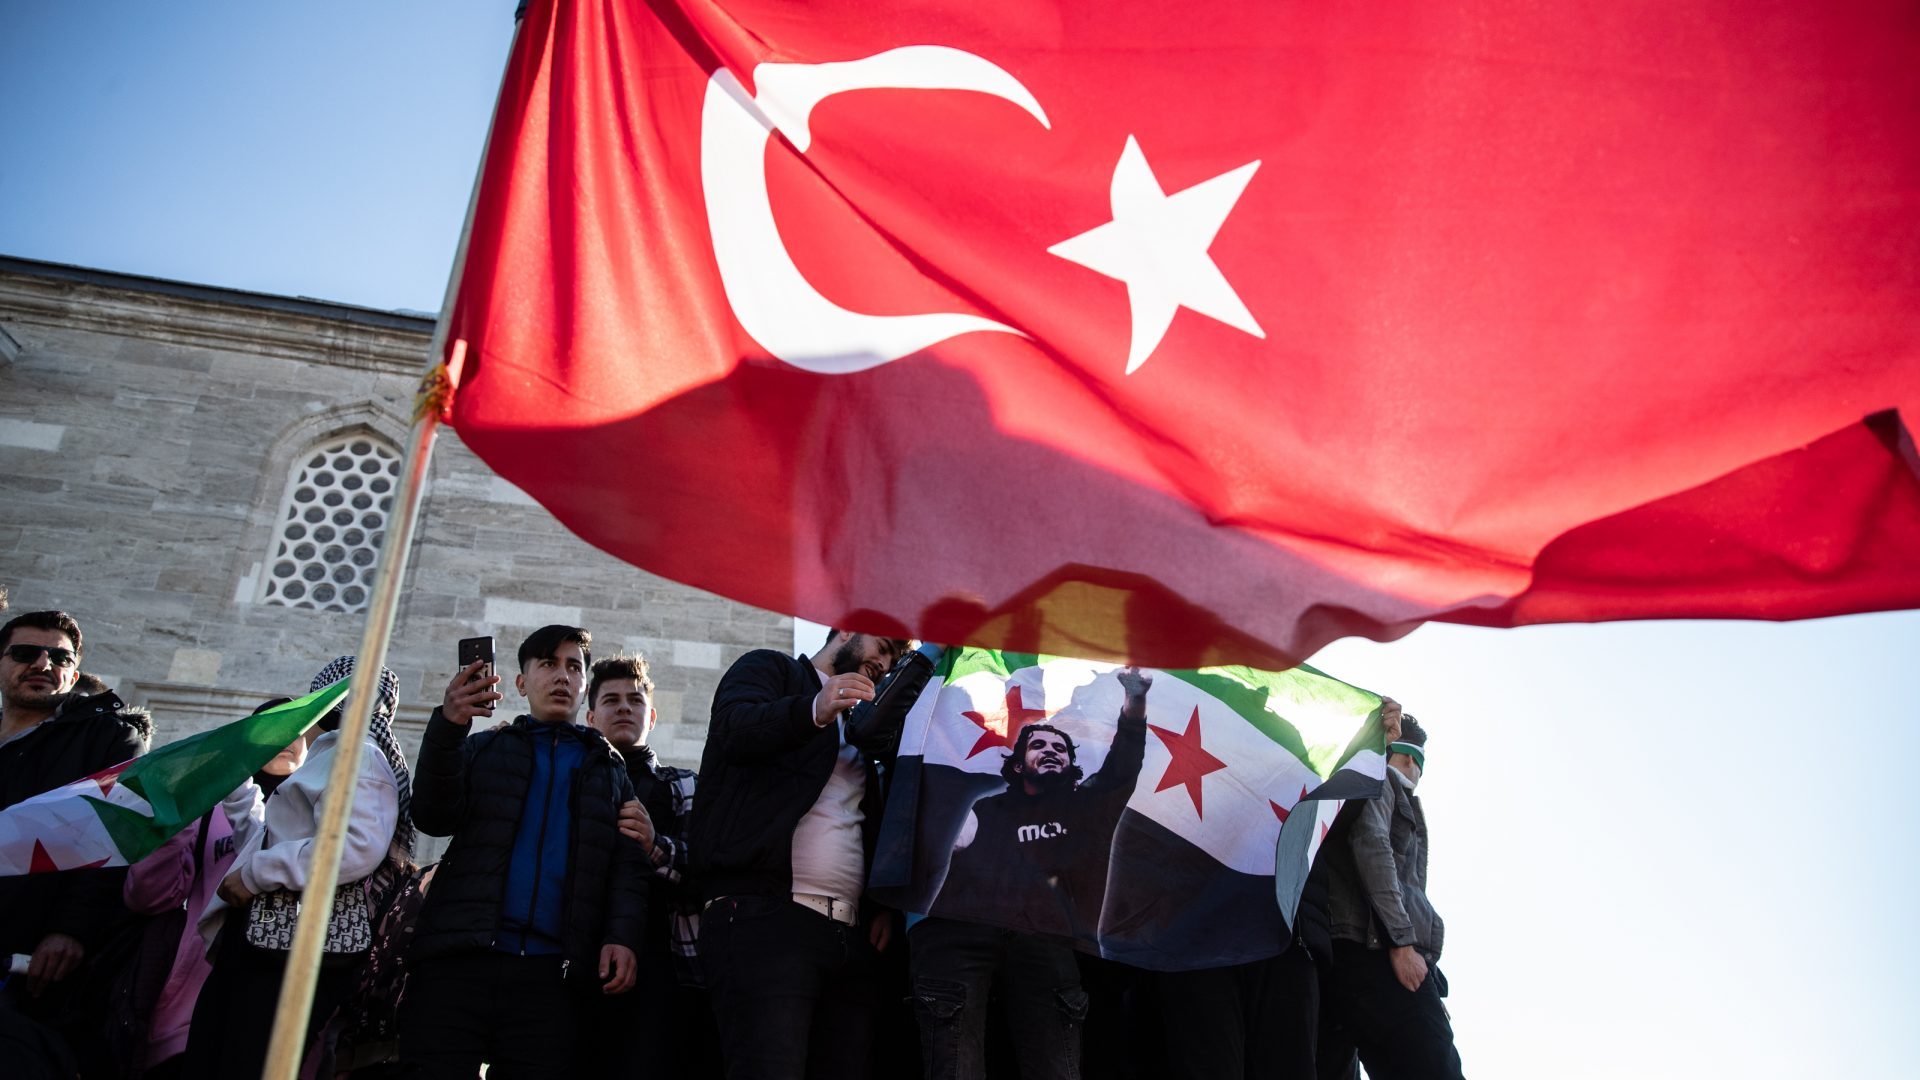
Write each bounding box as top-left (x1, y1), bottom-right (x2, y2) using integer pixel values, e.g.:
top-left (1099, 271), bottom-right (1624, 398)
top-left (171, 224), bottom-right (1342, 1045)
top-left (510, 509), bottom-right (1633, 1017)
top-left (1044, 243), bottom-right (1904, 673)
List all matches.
top-left (0, 614), bottom-right (83, 741)
top-left (0, 610), bottom-right (151, 1026)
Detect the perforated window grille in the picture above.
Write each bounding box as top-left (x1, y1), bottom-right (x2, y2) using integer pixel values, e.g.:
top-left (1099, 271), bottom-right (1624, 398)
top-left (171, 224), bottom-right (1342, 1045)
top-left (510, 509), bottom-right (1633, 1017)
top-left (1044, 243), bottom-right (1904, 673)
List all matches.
top-left (259, 435), bottom-right (401, 613)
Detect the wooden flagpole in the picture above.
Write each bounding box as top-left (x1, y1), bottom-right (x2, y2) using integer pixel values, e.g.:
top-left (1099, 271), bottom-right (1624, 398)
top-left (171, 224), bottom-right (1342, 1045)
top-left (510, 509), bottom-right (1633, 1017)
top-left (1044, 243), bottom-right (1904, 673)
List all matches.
top-left (259, 9), bottom-right (525, 1078)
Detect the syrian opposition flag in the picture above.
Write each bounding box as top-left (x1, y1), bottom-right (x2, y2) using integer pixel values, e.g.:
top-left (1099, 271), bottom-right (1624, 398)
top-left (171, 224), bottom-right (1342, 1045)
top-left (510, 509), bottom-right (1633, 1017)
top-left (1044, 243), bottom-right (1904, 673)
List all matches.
top-left (867, 648), bottom-right (1387, 971)
top-left (446, 0), bottom-right (1920, 667)
top-left (0, 680), bottom-right (349, 877)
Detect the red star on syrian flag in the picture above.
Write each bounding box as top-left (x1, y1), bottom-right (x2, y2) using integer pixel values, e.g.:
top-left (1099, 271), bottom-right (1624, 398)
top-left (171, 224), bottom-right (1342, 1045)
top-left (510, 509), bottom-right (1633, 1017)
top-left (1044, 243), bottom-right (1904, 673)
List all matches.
top-left (1270, 784), bottom-right (1311, 822)
top-left (28, 839), bottom-right (112, 875)
top-left (89, 761), bottom-right (131, 798)
top-left (960, 685), bottom-right (1050, 759)
top-left (1149, 707), bottom-right (1228, 817)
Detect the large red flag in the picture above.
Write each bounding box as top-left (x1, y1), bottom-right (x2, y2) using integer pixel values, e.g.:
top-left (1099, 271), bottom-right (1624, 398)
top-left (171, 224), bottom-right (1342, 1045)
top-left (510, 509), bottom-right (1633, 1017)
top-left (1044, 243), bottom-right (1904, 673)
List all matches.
top-left (447, 0), bottom-right (1920, 667)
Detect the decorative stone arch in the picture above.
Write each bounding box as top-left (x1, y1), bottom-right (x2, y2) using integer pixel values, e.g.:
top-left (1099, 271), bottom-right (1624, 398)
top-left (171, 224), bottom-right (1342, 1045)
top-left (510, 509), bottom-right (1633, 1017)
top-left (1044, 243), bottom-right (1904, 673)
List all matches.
top-left (231, 402), bottom-right (417, 612)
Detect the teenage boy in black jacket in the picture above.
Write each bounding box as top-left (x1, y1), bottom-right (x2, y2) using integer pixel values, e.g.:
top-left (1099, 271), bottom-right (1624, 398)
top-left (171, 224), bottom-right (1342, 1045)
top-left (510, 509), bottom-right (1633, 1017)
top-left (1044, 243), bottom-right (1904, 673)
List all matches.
top-left (581, 652), bottom-right (717, 1079)
top-left (691, 627), bottom-right (907, 1080)
top-left (401, 624), bottom-right (647, 1080)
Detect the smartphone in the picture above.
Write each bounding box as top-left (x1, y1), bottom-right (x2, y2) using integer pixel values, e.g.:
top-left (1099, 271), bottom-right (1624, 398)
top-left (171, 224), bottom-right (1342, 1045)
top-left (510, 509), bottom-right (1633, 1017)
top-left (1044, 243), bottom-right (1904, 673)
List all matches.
top-left (457, 635), bottom-right (494, 684)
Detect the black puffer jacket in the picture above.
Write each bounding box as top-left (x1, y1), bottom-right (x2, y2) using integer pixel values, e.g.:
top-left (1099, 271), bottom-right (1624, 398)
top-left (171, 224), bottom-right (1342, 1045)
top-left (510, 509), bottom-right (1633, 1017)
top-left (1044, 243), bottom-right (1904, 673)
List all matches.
top-left (410, 711), bottom-right (646, 969)
top-left (621, 746), bottom-right (694, 960)
top-left (0, 691), bottom-right (151, 954)
top-left (690, 650), bottom-right (888, 903)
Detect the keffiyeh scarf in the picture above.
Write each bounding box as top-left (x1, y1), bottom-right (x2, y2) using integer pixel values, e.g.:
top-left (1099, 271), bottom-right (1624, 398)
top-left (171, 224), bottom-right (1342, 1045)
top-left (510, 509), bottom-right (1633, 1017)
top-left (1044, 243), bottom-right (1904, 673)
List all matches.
top-left (310, 655), bottom-right (416, 907)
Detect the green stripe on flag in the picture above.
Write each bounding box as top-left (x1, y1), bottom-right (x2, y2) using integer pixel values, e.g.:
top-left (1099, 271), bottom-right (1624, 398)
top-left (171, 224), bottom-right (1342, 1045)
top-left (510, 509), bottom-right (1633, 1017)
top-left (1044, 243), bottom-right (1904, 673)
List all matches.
top-left (937, 647), bottom-right (1388, 781)
top-left (1165, 663), bottom-right (1386, 778)
top-left (80, 677), bottom-right (351, 863)
top-left (940, 648), bottom-right (1041, 683)
top-left (81, 795), bottom-right (175, 865)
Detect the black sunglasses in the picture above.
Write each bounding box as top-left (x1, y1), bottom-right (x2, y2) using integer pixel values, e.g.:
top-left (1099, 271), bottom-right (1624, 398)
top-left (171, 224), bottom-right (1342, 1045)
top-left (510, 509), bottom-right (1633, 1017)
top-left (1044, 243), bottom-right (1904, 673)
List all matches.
top-left (4, 643), bottom-right (78, 668)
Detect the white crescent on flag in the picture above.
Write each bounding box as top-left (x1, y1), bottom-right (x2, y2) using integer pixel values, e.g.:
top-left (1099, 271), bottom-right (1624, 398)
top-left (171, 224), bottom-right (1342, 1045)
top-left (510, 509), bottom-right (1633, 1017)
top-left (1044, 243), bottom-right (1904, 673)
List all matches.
top-left (700, 46), bottom-right (1051, 373)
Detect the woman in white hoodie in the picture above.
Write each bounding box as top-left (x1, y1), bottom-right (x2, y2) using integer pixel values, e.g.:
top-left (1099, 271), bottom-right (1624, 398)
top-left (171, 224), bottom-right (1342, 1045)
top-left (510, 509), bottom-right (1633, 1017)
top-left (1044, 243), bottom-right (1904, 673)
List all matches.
top-left (180, 656), bottom-right (414, 1080)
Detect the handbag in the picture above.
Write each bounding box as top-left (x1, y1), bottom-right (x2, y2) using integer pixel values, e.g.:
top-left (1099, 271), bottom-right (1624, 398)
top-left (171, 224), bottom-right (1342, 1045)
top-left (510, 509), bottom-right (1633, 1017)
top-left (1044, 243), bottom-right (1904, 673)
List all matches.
top-left (333, 862), bottom-right (435, 1067)
top-left (243, 877), bottom-right (375, 954)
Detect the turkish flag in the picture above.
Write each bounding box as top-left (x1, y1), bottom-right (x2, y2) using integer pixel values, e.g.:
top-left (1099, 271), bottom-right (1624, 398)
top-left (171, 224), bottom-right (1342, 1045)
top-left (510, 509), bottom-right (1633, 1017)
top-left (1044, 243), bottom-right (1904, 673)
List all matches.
top-left (447, 0), bottom-right (1920, 667)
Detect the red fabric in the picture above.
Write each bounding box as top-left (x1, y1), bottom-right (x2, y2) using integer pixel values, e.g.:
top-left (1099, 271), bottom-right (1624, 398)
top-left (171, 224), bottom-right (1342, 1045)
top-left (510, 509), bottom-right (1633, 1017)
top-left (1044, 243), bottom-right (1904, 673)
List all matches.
top-left (1453, 411), bottom-right (1920, 626)
top-left (449, 0), bottom-right (1920, 667)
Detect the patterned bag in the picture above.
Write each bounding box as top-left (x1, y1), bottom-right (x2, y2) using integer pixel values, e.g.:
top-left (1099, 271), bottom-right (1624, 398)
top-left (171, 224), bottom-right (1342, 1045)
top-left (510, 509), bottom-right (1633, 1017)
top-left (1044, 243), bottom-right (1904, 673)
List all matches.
top-left (330, 862), bottom-right (437, 1069)
top-left (243, 881), bottom-right (375, 954)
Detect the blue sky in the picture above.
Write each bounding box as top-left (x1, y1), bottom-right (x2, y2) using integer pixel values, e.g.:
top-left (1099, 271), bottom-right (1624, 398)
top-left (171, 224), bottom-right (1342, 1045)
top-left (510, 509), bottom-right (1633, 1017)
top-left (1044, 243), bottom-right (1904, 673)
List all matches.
top-left (4, 5), bottom-right (1916, 1076)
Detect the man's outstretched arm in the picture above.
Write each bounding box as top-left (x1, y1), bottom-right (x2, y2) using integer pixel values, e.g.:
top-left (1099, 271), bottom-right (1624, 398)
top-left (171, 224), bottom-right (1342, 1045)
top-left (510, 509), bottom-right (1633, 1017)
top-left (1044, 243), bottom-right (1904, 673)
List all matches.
top-left (1082, 666), bottom-right (1151, 796)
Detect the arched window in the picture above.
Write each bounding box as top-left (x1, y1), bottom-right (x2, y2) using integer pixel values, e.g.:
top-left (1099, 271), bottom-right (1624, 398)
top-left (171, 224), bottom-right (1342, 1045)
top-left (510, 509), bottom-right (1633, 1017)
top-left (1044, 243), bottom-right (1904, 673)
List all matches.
top-left (259, 433), bottom-right (402, 613)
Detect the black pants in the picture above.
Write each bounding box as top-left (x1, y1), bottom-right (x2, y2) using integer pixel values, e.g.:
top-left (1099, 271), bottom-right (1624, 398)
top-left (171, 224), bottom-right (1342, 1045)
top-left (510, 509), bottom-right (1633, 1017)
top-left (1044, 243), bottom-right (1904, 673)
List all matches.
top-left (0, 987), bottom-right (78, 1080)
top-left (141, 1054), bottom-right (187, 1080)
top-left (1317, 942), bottom-right (1463, 1080)
top-left (700, 895), bottom-right (880, 1080)
top-left (399, 951), bottom-right (577, 1080)
top-left (179, 922), bottom-right (358, 1080)
top-left (574, 944), bottom-right (723, 1079)
top-left (909, 916), bottom-right (1087, 1080)
top-left (1076, 953), bottom-right (1162, 1080)
top-left (1155, 946), bottom-right (1319, 1080)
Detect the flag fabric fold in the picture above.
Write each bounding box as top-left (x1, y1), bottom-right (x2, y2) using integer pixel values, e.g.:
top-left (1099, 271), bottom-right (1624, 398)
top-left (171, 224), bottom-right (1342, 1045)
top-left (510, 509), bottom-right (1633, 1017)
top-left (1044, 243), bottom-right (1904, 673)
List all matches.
top-left (867, 647), bottom-right (1387, 971)
top-left (448, 0), bottom-right (1920, 666)
top-left (0, 679), bottom-right (350, 877)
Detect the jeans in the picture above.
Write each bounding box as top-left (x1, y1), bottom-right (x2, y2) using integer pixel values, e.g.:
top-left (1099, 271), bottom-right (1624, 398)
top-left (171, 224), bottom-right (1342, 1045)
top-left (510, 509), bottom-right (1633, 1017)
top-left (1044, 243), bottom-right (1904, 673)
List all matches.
top-left (700, 895), bottom-right (880, 1080)
top-left (1154, 947), bottom-right (1319, 1080)
top-left (909, 916), bottom-right (1087, 1080)
top-left (1317, 941), bottom-right (1463, 1080)
top-left (399, 951), bottom-right (577, 1080)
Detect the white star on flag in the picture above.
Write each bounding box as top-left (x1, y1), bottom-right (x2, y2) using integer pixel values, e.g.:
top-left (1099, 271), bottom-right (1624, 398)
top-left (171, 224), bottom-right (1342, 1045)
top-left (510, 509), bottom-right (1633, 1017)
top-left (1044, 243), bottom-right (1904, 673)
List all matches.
top-left (1048, 135), bottom-right (1265, 374)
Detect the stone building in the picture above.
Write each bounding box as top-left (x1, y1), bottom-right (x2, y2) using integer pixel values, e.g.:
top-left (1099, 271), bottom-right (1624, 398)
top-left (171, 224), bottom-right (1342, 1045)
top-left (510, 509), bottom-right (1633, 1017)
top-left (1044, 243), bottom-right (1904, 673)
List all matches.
top-left (0, 256), bottom-right (790, 822)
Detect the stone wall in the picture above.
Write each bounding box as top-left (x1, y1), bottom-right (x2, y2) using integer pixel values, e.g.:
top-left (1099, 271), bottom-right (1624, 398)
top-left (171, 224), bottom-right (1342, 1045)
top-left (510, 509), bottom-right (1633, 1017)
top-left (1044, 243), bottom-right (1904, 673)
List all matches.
top-left (0, 257), bottom-right (791, 786)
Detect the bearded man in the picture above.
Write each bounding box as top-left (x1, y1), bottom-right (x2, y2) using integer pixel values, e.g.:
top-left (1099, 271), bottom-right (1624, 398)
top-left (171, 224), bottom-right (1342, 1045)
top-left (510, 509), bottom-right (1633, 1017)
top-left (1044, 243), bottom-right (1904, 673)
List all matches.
top-left (690, 627), bottom-right (908, 1080)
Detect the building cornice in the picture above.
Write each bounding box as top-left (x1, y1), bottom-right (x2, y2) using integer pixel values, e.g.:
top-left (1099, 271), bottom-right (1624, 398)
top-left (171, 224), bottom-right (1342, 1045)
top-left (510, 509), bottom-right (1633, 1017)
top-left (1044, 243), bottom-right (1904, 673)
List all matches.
top-left (0, 256), bottom-right (436, 376)
top-left (125, 679), bottom-right (435, 736)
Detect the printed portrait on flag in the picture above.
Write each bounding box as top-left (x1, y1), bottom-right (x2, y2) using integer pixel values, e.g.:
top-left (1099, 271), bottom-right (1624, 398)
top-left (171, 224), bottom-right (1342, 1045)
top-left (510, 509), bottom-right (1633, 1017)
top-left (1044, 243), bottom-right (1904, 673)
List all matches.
top-left (869, 648), bottom-right (1395, 971)
top-left (926, 665), bottom-right (1150, 940)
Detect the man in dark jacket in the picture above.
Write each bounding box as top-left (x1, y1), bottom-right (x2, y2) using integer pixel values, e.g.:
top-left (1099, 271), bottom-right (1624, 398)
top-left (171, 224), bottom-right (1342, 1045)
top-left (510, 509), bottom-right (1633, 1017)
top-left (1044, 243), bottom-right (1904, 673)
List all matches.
top-left (0, 611), bottom-right (151, 989)
top-left (581, 652), bottom-right (718, 1079)
top-left (401, 624), bottom-right (647, 1080)
top-left (0, 610), bottom-right (150, 1071)
top-left (691, 627), bottom-right (906, 1080)
top-left (1317, 715), bottom-right (1463, 1080)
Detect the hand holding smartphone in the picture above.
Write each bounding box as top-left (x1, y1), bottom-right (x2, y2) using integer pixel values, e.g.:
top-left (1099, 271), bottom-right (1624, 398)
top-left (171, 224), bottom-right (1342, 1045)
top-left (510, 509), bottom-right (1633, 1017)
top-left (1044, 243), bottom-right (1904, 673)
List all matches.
top-left (458, 635), bottom-right (494, 682)
top-left (444, 635), bottom-right (501, 726)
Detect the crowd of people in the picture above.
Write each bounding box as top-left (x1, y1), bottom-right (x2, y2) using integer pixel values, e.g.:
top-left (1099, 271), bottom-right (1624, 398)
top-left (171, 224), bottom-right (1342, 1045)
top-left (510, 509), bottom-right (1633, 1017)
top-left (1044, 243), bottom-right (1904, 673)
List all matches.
top-left (0, 587), bottom-right (1465, 1079)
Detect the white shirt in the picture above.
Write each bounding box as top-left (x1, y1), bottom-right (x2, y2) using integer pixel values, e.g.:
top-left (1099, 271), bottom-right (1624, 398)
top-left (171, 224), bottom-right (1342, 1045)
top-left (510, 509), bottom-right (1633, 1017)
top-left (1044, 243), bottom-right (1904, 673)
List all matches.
top-left (789, 719), bottom-right (866, 902)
